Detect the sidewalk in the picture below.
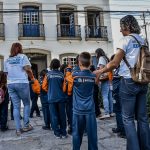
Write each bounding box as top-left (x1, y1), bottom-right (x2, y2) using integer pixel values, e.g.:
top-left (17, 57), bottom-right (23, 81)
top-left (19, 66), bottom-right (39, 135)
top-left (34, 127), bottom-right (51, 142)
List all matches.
top-left (0, 114), bottom-right (126, 150)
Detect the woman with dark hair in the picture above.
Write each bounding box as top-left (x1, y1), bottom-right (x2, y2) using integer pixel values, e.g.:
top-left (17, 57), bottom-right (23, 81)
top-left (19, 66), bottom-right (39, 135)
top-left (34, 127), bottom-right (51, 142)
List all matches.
top-left (0, 71), bottom-right (9, 131)
top-left (94, 15), bottom-right (150, 150)
top-left (4, 42), bottom-right (35, 136)
top-left (95, 48), bottom-right (113, 119)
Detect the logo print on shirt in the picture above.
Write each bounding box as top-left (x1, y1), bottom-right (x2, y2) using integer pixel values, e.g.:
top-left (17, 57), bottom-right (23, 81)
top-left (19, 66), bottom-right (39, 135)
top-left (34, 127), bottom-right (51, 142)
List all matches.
top-left (78, 78), bottom-right (82, 83)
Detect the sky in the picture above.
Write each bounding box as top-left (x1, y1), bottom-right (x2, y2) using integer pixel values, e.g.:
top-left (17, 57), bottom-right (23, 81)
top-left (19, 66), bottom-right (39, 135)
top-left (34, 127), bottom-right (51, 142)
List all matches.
top-left (109, 0), bottom-right (150, 50)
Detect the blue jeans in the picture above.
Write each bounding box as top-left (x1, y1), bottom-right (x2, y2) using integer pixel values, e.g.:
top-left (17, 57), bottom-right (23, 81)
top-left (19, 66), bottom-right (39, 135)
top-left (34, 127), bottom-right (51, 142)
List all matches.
top-left (49, 102), bottom-right (67, 136)
top-left (101, 80), bottom-right (113, 114)
top-left (120, 78), bottom-right (150, 150)
top-left (72, 113), bottom-right (98, 150)
top-left (8, 83), bottom-right (30, 131)
top-left (112, 77), bottom-right (125, 134)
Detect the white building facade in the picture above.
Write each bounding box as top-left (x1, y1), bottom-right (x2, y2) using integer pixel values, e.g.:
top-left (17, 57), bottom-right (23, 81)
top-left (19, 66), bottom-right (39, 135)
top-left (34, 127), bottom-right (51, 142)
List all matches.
top-left (0, 0), bottom-right (113, 76)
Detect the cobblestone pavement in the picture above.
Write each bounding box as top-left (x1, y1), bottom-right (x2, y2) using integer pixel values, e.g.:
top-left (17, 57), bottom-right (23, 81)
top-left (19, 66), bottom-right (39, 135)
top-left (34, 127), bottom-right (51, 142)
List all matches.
top-left (0, 113), bottom-right (126, 150)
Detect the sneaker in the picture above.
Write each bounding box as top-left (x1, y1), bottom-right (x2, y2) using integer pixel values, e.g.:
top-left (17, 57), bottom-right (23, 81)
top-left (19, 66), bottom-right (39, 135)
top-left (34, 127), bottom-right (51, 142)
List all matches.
top-left (23, 124), bottom-right (33, 132)
top-left (96, 114), bottom-right (102, 118)
top-left (16, 129), bottom-right (23, 136)
top-left (1, 126), bottom-right (8, 132)
top-left (117, 132), bottom-right (126, 139)
top-left (62, 135), bottom-right (68, 139)
top-left (36, 114), bottom-right (41, 117)
top-left (99, 114), bottom-right (110, 120)
top-left (112, 128), bottom-right (121, 133)
top-left (54, 134), bottom-right (61, 139)
top-left (42, 126), bottom-right (51, 130)
top-left (110, 113), bottom-right (115, 117)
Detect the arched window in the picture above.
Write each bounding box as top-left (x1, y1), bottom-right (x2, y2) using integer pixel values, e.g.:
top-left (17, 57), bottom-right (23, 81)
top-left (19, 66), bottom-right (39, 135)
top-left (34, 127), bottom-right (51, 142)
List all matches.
top-left (59, 53), bottom-right (78, 66)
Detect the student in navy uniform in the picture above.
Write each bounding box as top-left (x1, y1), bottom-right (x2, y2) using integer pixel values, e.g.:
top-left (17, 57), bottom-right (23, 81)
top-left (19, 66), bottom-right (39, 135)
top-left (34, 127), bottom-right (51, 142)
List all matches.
top-left (39, 69), bottom-right (51, 130)
top-left (60, 64), bottom-right (73, 135)
top-left (42, 59), bottom-right (67, 138)
top-left (65, 52), bottom-right (98, 150)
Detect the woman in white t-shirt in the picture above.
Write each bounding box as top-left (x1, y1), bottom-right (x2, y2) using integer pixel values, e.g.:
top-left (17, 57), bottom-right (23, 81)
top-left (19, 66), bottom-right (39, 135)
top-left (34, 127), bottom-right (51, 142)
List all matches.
top-left (4, 43), bottom-right (35, 136)
top-left (94, 15), bottom-right (150, 150)
top-left (95, 48), bottom-right (113, 119)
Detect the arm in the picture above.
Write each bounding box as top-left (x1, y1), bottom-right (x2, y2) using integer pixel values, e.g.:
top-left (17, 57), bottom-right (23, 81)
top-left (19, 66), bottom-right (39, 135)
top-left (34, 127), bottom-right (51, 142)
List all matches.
top-left (42, 76), bottom-right (48, 92)
top-left (23, 65), bottom-right (35, 80)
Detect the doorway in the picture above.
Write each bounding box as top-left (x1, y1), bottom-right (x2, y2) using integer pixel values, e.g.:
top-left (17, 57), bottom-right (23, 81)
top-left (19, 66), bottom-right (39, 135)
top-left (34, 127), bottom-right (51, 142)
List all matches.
top-left (26, 53), bottom-right (47, 79)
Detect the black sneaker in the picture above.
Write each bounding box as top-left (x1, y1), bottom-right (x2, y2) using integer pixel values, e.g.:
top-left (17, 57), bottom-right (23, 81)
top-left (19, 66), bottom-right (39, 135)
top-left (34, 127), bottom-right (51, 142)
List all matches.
top-left (54, 134), bottom-right (61, 139)
top-left (1, 126), bottom-right (8, 132)
top-left (36, 114), bottom-right (41, 117)
top-left (42, 126), bottom-right (51, 130)
top-left (62, 135), bottom-right (68, 139)
top-left (117, 132), bottom-right (126, 139)
top-left (112, 128), bottom-right (121, 133)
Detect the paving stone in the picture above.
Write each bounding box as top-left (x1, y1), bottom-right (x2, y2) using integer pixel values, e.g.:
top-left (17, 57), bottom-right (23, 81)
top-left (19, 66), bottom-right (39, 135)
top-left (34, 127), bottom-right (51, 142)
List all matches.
top-left (0, 116), bottom-right (127, 150)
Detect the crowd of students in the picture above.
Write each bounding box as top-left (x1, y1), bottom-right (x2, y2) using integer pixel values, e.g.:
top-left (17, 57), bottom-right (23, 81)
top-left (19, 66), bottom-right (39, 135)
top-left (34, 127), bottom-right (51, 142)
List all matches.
top-left (0, 14), bottom-right (150, 150)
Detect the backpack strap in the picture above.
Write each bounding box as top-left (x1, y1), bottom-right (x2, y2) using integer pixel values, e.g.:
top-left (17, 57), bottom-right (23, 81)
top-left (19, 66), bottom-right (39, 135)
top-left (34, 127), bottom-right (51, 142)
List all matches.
top-left (123, 57), bottom-right (131, 69)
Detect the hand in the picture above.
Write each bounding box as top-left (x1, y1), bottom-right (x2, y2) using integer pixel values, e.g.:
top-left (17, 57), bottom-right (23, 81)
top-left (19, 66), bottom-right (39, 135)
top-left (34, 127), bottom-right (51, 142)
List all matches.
top-left (93, 69), bottom-right (103, 76)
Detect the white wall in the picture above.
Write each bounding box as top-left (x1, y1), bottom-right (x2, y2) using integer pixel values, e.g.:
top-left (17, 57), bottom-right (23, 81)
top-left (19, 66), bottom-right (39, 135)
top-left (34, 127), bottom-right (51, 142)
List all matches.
top-left (0, 0), bottom-right (113, 64)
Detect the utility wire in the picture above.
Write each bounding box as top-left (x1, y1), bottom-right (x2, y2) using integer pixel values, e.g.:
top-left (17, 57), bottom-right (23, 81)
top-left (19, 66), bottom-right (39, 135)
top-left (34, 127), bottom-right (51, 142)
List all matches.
top-left (0, 10), bottom-right (150, 13)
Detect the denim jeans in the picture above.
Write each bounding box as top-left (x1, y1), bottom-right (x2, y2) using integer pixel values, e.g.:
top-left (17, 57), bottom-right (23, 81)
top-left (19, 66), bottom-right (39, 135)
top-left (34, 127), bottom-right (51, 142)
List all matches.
top-left (120, 78), bottom-right (150, 150)
top-left (72, 113), bottom-right (98, 150)
top-left (49, 102), bottom-right (67, 136)
top-left (8, 83), bottom-right (30, 131)
top-left (40, 93), bottom-right (50, 127)
top-left (112, 77), bottom-right (125, 134)
top-left (101, 80), bottom-right (113, 114)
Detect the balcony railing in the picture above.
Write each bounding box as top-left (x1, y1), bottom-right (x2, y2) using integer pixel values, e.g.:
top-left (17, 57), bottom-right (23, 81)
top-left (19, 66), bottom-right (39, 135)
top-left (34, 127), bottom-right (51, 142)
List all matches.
top-left (85, 25), bottom-right (108, 40)
top-left (0, 23), bottom-right (5, 40)
top-left (57, 24), bottom-right (81, 40)
top-left (18, 23), bottom-right (45, 40)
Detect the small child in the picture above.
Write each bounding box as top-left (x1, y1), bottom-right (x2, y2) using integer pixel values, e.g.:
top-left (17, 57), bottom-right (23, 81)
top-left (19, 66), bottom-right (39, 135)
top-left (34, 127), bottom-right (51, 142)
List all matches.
top-left (42, 59), bottom-right (67, 138)
top-left (65, 52), bottom-right (98, 150)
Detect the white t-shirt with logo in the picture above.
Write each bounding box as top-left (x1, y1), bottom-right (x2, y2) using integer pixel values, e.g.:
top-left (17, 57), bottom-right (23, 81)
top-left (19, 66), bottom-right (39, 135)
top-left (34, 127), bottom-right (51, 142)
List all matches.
top-left (97, 56), bottom-right (108, 68)
top-left (4, 54), bottom-right (31, 84)
top-left (117, 34), bottom-right (144, 78)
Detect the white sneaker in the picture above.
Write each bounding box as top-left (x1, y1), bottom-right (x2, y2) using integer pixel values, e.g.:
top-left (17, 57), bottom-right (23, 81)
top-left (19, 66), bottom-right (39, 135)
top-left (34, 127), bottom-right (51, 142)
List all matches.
top-left (110, 113), bottom-right (115, 117)
top-left (99, 114), bottom-right (110, 120)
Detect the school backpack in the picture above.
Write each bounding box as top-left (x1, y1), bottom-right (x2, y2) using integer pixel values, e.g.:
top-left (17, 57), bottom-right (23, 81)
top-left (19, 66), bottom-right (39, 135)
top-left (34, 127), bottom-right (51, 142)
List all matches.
top-left (0, 87), bottom-right (5, 104)
top-left (123, 35), bottom-right (150, 84)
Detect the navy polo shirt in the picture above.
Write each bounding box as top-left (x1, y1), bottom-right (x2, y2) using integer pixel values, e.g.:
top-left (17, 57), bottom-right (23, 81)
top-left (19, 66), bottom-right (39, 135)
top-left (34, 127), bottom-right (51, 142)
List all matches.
top-left (72, 69), bottom-right (96, 115)
top-left (47, 70), bottom-right (66, 103)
